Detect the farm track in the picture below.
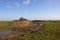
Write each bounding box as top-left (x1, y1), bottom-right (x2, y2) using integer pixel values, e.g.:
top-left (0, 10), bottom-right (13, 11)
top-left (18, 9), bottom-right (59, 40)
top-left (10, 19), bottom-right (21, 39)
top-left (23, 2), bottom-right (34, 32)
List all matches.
top-left (0, 24), bottom-right (45, 40)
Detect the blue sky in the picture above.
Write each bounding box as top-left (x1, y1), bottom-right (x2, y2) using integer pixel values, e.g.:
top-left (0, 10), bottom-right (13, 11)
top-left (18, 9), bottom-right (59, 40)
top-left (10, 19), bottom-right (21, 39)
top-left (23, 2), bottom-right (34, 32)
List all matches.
top-left (0, 0), bottom-right (60, 20)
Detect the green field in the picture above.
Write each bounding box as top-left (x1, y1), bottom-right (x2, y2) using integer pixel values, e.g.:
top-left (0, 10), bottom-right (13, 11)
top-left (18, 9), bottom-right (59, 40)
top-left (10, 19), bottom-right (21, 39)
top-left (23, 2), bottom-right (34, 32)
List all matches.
top-left (0, 21), bottom-right (60, 40)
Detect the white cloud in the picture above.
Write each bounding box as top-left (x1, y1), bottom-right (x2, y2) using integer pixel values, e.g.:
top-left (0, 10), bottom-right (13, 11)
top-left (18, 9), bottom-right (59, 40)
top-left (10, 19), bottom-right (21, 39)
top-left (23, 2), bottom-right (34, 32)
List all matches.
top-left (46, 16), bottom-right (60, 20)
top-left (23, 0), bottom-right (30, 5)
top-left (15, 2), bottom-right (20, 8)
top-left (6, 2), bottom-right (20, 8)
top-left (6, 4), bottom-right (10, 8)
top-left (6, 4), bottom-right (12, 8)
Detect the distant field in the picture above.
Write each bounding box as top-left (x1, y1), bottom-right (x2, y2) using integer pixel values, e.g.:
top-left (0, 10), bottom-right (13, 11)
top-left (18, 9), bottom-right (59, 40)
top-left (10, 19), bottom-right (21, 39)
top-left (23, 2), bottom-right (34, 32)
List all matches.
top-left (0, 21), bottom-right (60, 40)
top-left (0, 21), bottom-right (12, 31)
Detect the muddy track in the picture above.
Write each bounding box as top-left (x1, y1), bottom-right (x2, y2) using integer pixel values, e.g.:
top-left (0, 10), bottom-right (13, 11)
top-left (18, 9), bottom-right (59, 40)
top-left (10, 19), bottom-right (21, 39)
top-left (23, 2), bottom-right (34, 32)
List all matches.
top-left (0, 24), bottom-right (45, 40)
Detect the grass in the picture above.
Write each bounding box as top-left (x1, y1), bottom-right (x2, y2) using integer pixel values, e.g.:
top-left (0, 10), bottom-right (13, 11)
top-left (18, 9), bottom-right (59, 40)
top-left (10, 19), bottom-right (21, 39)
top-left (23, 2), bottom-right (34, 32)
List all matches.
top-left (0, 21), bottom-right (60, 40)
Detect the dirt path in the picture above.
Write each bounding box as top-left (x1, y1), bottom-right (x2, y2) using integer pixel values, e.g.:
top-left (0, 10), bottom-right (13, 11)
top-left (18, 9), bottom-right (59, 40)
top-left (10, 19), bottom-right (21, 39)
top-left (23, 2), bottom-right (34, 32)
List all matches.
top-left (0, 24), bottom-right (45, 40)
